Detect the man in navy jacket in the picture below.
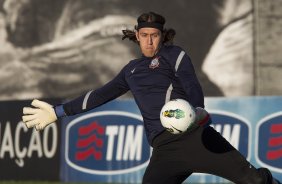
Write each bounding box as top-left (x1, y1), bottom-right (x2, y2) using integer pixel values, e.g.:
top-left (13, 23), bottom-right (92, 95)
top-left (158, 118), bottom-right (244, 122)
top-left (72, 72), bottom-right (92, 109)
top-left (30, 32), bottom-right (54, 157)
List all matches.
top-left (22, 12), bottom-right (280, 184)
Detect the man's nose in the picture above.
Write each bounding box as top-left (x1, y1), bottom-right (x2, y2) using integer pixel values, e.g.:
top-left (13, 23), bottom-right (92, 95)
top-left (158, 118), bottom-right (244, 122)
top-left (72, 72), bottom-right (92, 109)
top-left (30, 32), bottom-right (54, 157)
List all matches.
top-left (148, 36), bottom-right (153, 45)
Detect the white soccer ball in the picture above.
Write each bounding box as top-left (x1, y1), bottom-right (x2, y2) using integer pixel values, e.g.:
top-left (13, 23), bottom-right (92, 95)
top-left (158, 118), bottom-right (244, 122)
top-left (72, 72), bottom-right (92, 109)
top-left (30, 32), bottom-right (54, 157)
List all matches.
top-left (160, 99), bottom-right (196, 134)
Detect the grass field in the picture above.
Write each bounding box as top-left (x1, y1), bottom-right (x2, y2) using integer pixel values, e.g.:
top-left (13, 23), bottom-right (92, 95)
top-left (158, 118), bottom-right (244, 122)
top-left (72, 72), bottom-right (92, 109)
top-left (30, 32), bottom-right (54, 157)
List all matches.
top-left (0, 182), bottom-right (81, 184)
top-left (0, 183), bottom-right (132, 184)
top-left (0, 183), bottom-right (135, 184)
top-left (0, 183), bottom-right (128, 184)
top-left (0, 182), bottom-right (161, 184)
top-left (0, 182), bottom-right (231, 184)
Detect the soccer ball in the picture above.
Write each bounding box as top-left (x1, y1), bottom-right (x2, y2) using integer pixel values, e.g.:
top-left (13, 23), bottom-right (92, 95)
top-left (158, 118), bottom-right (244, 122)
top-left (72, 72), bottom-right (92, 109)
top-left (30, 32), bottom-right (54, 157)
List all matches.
top-left (160, 99), bottom-right (196, 134)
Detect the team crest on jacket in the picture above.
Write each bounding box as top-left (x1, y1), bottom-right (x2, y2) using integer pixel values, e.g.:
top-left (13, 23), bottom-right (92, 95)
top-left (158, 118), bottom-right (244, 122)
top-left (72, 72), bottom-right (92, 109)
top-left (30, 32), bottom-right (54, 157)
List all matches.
top-left (149, 56), bottom-right (160, 69)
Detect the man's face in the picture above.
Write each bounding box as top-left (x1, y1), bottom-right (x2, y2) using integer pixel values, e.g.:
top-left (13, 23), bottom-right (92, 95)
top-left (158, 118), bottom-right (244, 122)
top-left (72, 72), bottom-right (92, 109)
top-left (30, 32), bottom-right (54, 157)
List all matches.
top-left (136, 28), bottom-right (162, 57)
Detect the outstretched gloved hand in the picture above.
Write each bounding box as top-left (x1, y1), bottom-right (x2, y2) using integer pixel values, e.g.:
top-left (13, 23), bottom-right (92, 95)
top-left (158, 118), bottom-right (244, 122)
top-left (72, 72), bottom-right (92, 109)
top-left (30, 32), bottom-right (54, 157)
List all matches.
top-left (22, 99), bottom-right (57, 130)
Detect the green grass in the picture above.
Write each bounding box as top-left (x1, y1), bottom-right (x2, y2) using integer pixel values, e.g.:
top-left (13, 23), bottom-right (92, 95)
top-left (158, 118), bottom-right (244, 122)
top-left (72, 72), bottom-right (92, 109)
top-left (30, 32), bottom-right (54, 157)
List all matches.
top-left (0, 183), bottom-right (135, 184)
top-left (0, 182), bottom-right (59, 184)
top-left (0, 182), bottom-right (232, 184)
top-left (0, 182), bottom-right (62, 184)
top-left (0, 182), bottom-right (142, 184)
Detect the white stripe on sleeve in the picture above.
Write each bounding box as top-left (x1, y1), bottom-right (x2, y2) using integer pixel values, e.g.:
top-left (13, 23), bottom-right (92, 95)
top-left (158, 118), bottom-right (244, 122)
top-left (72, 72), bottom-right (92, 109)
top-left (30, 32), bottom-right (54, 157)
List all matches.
top-left (175, 51), bottom-right (185, 71)
top-left (82, 90), bottom-right (93, 110)
top-left (165, 50), bottom-right (185, 103)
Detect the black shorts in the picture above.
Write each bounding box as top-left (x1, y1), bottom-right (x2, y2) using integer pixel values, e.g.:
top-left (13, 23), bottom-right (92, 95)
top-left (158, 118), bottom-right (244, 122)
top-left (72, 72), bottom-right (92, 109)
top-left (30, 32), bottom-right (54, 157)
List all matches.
top-left (142, 126), bottom-right (272, 184)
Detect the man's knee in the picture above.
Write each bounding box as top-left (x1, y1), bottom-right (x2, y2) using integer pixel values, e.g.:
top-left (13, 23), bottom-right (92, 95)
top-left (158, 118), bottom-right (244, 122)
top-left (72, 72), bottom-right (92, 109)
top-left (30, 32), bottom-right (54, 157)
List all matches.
top-left (241, 168), bottom-right (273, 184)
top-left (257, 168), bottom-right (274, 184)
top-left (246, 168), bottom-right (272, 184)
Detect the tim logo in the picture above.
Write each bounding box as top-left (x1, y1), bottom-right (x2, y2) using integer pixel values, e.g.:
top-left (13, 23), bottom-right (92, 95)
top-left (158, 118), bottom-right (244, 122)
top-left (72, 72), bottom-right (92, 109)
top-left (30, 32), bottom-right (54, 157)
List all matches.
top-left (256, 112), bottom-right (282, 173)
top-left (65, 111), bottom-right (151, 175)
top-left (210, 111), bottom-right (251, 159)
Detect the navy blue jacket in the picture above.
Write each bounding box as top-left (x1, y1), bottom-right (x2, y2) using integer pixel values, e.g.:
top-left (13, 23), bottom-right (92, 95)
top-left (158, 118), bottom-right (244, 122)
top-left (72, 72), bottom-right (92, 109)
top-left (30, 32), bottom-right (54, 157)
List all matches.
top-left (60, 45), bottom-right (204, 145)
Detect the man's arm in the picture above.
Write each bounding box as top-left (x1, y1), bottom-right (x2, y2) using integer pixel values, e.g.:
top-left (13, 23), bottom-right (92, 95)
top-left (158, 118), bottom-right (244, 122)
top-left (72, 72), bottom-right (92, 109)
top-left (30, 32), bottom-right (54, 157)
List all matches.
top-left (174, 52), bottom-right (205, 108)
top-left (60, 68), bottom-right (129, 116)
top-left (22, 66), bottom-right (129, 130)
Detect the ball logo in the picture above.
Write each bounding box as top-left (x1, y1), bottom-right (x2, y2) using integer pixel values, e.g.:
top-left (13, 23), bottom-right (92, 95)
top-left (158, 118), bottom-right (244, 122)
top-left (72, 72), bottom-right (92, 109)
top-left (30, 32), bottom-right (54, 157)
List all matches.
top-left (256, 112), bottom-right (282, 173)
top-left (210, 111), bottom-right (251, 159)
top-left (162, 109), bottom-right (185, 119)
top-left (65, 111), bottom-right (151, 175)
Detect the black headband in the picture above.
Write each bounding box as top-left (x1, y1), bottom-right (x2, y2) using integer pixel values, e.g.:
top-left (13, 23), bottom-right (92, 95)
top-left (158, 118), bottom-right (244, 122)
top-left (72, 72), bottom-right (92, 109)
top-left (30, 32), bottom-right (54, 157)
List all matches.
top-left (137, 22), bottom-right (163, 31)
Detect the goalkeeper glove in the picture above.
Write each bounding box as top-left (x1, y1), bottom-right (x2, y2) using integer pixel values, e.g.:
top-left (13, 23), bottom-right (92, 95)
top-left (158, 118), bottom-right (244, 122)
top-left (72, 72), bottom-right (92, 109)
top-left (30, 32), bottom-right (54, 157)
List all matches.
top-left (195, 107), bottom-right (212, 127)
top-left (22, 99), bottom-right (57, 130)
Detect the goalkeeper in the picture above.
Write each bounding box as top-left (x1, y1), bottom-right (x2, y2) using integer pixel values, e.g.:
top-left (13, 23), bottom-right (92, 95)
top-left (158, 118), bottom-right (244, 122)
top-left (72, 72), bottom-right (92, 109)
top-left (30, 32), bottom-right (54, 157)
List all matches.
top-left (22, 12), bottom-right (280, 184)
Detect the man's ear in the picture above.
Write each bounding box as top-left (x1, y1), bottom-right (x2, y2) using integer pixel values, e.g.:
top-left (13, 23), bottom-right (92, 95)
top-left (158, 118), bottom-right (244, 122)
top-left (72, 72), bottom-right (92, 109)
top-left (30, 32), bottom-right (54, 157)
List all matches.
top-left (135, 31), bottom-right (140, 41)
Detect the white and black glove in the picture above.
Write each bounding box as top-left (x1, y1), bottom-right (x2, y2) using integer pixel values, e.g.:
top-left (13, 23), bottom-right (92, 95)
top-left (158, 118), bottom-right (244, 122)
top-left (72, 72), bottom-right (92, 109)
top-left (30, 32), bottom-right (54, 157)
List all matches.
top-left (195, 107), bottom-right (212, 127)
top-left (22, 99), bottom-right (57, 130)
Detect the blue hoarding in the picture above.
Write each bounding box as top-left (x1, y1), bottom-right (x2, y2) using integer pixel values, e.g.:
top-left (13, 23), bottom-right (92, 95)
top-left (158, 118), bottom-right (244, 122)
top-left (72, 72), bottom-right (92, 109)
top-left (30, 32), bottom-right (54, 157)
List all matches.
top-left (60, 100), bottom-right (150, 183)
top-left (60, 97), bottom-right (282, 183)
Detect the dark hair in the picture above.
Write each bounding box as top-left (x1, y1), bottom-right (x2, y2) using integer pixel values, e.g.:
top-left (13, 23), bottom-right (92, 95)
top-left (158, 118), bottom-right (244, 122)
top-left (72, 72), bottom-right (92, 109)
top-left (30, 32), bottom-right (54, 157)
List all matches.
top-left (122, 12), bottom-right (176, 45)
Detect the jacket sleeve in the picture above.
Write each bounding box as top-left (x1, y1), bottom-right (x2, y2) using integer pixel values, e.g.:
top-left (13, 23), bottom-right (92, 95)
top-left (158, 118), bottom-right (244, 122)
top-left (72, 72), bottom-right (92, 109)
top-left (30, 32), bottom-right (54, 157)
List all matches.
top-left (61, 66), bottom-right (129, 116)
top-left (175, 51), bottom-right (205, 108)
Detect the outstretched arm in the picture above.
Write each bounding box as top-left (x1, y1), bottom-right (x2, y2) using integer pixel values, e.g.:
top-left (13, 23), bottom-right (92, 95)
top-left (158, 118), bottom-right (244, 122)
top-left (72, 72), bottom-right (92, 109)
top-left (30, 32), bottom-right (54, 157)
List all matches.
top-left (58, 68), bottom-right (129, 116)
top-left (22, 66), bottom-right (129, 130)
